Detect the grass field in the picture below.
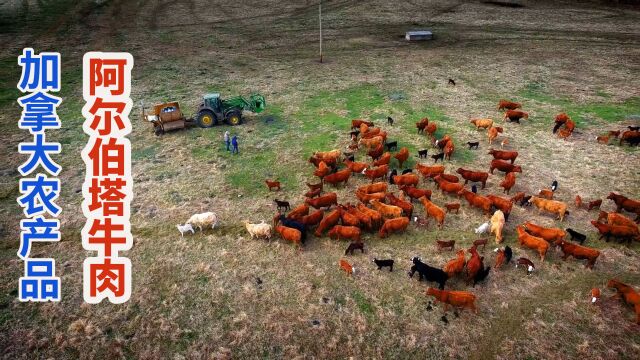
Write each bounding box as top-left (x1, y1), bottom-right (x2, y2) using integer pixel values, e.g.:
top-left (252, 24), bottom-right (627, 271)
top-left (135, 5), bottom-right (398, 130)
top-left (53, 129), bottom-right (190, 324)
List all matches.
top-left (1, 0), bottom-right (640, 358)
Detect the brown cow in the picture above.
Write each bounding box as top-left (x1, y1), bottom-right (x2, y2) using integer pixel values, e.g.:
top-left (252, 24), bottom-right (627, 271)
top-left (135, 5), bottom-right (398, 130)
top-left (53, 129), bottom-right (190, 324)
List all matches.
top-left (370, 199), bottom-right (403, 219)
top-left (328, 225), bottom-right (361, 243)
top-left (607, 279), bottom-right (640, 324)
top-left (305, 192), bottom-right (338, 209)
top-left (555, 240), bottom-right (600, 269)
top-left (394, 147), bottom-right (409, 168)
top-left (458, 189), bottom-right (492, 215)
top-left (489, 159), bottom-right (522, 174)
top-left (419, 196), bottom-right (446, 228)
top-left (400, 185), bottom-right (432, 202)
top-left (522, 221), bottom-right (566, 243)
top-left (392, 173), bottom-right (420, 187)
top-left (499, 172), bottom-right (516, 194)
top-left (386, 193), bottom-right (414, 218)
top-left (488, 149), bottom-right (518, 164)
top-left (497, 99), bottom-right (521, 111)
top-left (528, 196), bottom-right (568, 221)
top-left (373, 152), bottom-right (391, 166)
top-left (426, 287), bottom-right (478, 314)
top-left (323, 168), bottom-right (351, 187)
top-left (434, 175), bottom-right (464, 195)
top-left (357, 182), bottom-right (388, 194)
top-left (416, 164), bottom-right (445, 180)
top-left (363, 164), bottom-right (389, 183)
top-left (314, 209), bottom-right (341, 237)
top-left (275, 225), bottom-right (302, 248)
top-left (516, 225), bottom-right (549, 261)
top-left (378, 217), bottom-right (410, 238)
top-left (456, 168), bottom-right (489, 189)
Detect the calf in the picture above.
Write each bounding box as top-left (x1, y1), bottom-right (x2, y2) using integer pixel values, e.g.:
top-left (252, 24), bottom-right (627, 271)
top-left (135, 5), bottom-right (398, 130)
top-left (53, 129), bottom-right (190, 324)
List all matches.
top-left (475, 222), bottom-right (490, 235)
top-left (176, 223), bottom-right (195, 237)
top-left (467, 141), bottom-right (479, 149)
top-left (274, 199), bottom-right (291, 212)
top-left (373, 258), bottom-right (394, 271)
top-left (387, 116), bottom-right (394, 126)
top-left (304, 188), bottom-right (322, 199)
top-left (607, 279), bottom-right (640, 324)
top-left (555, 239), bottom-right (600, 269)
top-left (339, 259), bottom-right (355, 275)
top-left (494, 246), bottom-right (512, 269)
top-left (445, 203), bottom-right (460, 214)
top-left (448, 78), bottom-right (456, 86)
top-left (516, 257), bottom-right (536, 275)
top-left (436, 240), bottom-right (455, 251)
top-left (431, 152), bottom-right (444, 163)
top-left (591, 288), bottom-right (601, 304)
top-left (345, 241), bottom-right (365, 255)
top-left (426, 288), bottom-right (478, 314)
top-left (473, 265), bottom-right (491, 287)
top-left (566, 228), bottom-right (587, 245)
top-left (265, 179), bottom-right (281, 191)
top-left (409, 257), bottom-right (448, 290)
top-left (418, 149), bottom-right (428, 158)
top-left (306, 181), bottom-right (323, 191)
top-left (473, 238), bottom-right (488, 251)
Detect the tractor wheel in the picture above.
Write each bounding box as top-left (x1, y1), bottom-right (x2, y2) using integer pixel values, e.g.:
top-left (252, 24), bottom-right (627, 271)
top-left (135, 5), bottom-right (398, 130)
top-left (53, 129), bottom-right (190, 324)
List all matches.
top-left (196, 110), bottom-right (216, 128)
top-left (226, 110), bottom-right (242, 126)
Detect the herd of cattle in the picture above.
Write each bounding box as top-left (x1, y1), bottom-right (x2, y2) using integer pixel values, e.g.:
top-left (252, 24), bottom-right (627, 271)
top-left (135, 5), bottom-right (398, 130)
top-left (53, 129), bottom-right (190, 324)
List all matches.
top-left (182, 98), bottom-right (640, 323)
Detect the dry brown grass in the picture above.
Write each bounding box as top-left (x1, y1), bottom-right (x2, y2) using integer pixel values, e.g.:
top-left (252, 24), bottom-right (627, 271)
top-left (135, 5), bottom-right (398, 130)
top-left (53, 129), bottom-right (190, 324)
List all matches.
top-left (1, 0), bottom-right (640, 358)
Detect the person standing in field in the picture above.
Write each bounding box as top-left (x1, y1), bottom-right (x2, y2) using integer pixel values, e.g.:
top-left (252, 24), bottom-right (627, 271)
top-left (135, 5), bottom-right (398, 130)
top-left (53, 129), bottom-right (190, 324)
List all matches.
top-left (231, 135), bottom-right (239, 154)
top-left (224, 131), bottom-right (230, 151)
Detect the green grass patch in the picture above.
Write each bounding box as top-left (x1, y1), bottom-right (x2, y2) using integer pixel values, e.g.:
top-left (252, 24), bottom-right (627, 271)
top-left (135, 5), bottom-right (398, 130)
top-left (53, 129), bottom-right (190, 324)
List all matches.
top-left (352, 291), bottom-right (375, 317)
top-left (133, 144), bottom-right (160, 161)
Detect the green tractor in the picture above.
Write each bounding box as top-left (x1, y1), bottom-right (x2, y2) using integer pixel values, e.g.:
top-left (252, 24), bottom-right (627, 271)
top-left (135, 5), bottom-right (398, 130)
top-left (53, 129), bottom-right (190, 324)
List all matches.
top-left (195, 93), bottom-right (266, 127)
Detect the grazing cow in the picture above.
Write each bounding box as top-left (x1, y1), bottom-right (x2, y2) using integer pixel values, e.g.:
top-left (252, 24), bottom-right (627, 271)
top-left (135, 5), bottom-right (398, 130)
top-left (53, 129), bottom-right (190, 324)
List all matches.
top-left (300, 209), bottom-right (324, 227)
top-left (497, 99), bottom-right (521, 111)
top-left (373, 152), bottom-right (391, 167)
top-left (590, 220), bottom-right (639, 244)
top-left (351, 119), bottom-right (373, 129)
top-left (357, 204), bottom-right (383, 229)
top-left (265, 179), bottom-right (281, 191)
top-left (323, 168), bottom-right (351, 187)
top-left (445, 203), bottom-right (460, 214)
top-left (433, 175), bottom-right (464, 195)
top-left (500, 171), bottom-right (516, 194)
top-left (516, 225), bottom-right (549, 261)
top-left (619, 130), bottom-right (640, 146)
top-left (329, 225), bottom-right (361, 242)
top-left (553, 113), bottom-right (570, 133)
top-left (607, 279), bottom-right (640, 324)
top-left (587, 199), bottom-right (602, 211)
top-left (339, 259), bottom-right (355, 275)
top-left (394, 147), bottom-right (410, 168)
top-left (425, 122), bottom-right (437, 137)
top-left (555, 240), bottom-right (600, 269)
top-left (448, 78), bottom-right (456, 86)
top-left (458, 189), bottom-right (493, 215)
top-left (373, 258), bottom-right (394, 271)
top-left (443, 250), bottom-right (466, 278)
top-left (490, 210), bottom-right (505, 243)
top-left (522, 221), bottom-right (566, 243)
top-left (418, 149), bottom-right (429, 158)
top-left (566, 228), bottom-right (587, 245)
top-left (305, 192), bottom-right (338, 209)
top-left (510, 192), bottom-right (531, 207)
top-left (516, 257), bottom-right (536, 275)
top-left (305, 188), bottom-right (322, 199)
top-left (363, 164), bottom-right (389, 183)
top-left (415, 163), bottom-right (445, 180)
top-left (486, 195), bottom-right (512, 221)
top-left (528, 196), bottom-right (568, 221)
top-left (467, 141), bottom-right (480, 149)
top-left (596, 134), bottom-right (611, 144)
top-left (344, 159), bottom-right (368, 174)
top-left (386, 193), bottom-right (414, 218)
top-left (466, 246), bottom-right (483, 283)
top-left (607, 192), bottom-right (640, 220)
top-left (500, 138), bottom-right (509, 149)
top-left (504, 110), bottom-right (528, 123)
top-left (435, 135), bottom-right (451, 149)
top-left (400, 185), bottom-right (432, 202)
top-left (575, 195), bottom-right (583, 209)
top-left (426, 288), bottom-right (478, 314)
top-left (436, 240), bottom-right (456, 251)
top-left (367, 143), bottom-right (384, 161)
top-left (489, 159), bottom-right (522, 174)
top-left (473, 265), bottom-right (491, 287)
top-left (345, 241), bottom-right (365, 255)
top-left (361, 126), bottom-right (380, 138)
top-left (370, 199), bottom-right (403, 219)
top-left (419, 196), bottom-right (446, 228)
top-left (355, 190), bottom-right (386, 204)
top-left (315, 209), bottom-right (341, 237)
top-left (313, 161), bottom-right (331, 178)
top-left (392, 173), bottom-right (420, 187)
top-left (358, 182), bottom-right (388, 194)
top-left (343, 204), bottom-right (372, 231)
top-left (629, 126), bottom-right (640, 131)
top-left (597, 211), bottom-right (638, 230)
top-left (387, 116), bottom-right (394, 126)
top-left (494, 246), bottom-right (513, 269)
top-left (431, 152), bottom-right (445, 163)
top-left (456, 168), bottom-right (489, 189)
top-left (275, 225), bottom-right (302, 248)
top-left (274, 199), bottom-right (291, 212)
top-left (287, 204), bottom-right (310, 220)
top-left (488, 149), bottom-right (518, 164)
top-left (473, 238), bottom-right (488, 251)
top-left (487, 126), bottom-right (503, 145)
top-left (409, 257), bottom-right (448, 290)
top-left (439, 174), bottom-right (459, 183)
top-left (359, 136), bottom-right (384, 150)
top-left (306, 182), bottom-right (323, 191)
top-left (470, 118), bottom-right (493, 130)
top-left (416, 118), bottom-right (429, 134)
top-left (444, 141), bottom-right (455, 161)
top-left (276, 215), bottom-right (307, 242)
top-left (312, 149), bottom-right (341, 162)
top-left (379, 217), bottom-right (410, 238)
